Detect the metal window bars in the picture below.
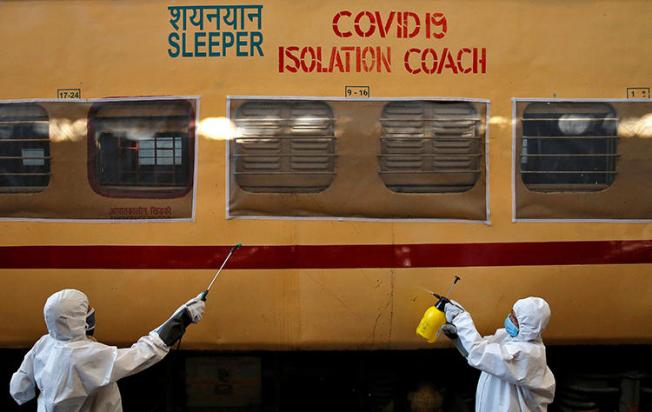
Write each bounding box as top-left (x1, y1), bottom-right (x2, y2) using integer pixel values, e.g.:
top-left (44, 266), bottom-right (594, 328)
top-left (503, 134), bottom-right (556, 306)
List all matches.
top-left (97, 133), bottom-right (188, 188)
top-left (379, 101), bottom-right (483, 193)
top-left (519, 104), bottom-right (618, 192)
top-left (0, 104), bottom-right (50, 192)
top-left (92, 101), bottom-right (192, 192)
top-left (234, 101), bottom-right (336, 193)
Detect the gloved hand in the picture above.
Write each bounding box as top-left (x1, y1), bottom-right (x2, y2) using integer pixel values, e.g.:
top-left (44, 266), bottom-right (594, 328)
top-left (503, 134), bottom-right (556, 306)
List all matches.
top-left (181, 293), bottom-right (205, 324)
top-left (155, 293), bottom-right (206, 347)
top-left (441, 323), bottom-right (469, 358)
top-left (440, 323), bottom-right (459, 339)
top-left (444, 300), bottom-right (464, 323)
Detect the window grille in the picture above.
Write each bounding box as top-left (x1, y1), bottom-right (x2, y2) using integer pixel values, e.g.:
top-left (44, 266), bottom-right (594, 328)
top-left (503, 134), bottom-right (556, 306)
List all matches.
top-left (0, 104), bottom-right (50, 192)
top-left (89, 100), bottom-right (193, 197)
top-left (233, 101), bottom-right (335, 193)
top-left (138, 137), bottom-right (183, 166)
top-left (520, 103), bottom-right (618, 192)
top-left (379, 101), bottom-right (483, 193)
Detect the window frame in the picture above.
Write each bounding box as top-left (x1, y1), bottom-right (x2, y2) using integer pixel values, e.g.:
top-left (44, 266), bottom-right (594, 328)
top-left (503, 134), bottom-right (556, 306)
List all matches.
top-left (87, 99), bottom-right (196, 199)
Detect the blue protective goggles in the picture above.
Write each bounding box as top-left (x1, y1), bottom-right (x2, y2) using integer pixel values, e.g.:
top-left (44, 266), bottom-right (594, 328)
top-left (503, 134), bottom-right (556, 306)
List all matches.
top-left (85, 306), bottom-right (96, 337)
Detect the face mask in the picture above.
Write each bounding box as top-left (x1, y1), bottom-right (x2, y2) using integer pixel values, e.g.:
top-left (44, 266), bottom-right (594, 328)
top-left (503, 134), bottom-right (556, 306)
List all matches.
top-left (85, 306), bottom-right (96, 337)
top-left (504, 315), bottom-right (519, 337)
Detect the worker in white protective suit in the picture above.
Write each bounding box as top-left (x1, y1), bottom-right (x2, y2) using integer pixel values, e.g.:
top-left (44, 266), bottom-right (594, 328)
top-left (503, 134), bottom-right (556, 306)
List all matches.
top-left (9, 288), bottom-right (206, 411)
top-left (441, 296), bottom-right (556, 412)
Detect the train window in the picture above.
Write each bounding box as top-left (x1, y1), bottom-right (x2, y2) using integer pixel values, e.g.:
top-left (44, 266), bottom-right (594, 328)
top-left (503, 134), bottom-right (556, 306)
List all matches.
top-left (519, 102), bottom-right (618, 192)
top-left (514, 100), bottom-right (652, 220)
top-left (379, 101), bottom-right (482, 193)
top-left (229, 98), bottom-right (488, 220)
top-left (88, 100), bottom-right (194, 198)
top-left (232, 101), bottom-right (335, 193)
top-left (0, 103), bottom-right (50, 193)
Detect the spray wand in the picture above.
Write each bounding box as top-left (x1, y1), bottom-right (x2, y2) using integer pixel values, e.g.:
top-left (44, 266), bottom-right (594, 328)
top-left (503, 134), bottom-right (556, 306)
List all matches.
top-left (431, 275), bottom-right (462, 308)
top-left (174, 243), bottom-right (242, 351)
top-left (199, 243), bottom-right (242, 301)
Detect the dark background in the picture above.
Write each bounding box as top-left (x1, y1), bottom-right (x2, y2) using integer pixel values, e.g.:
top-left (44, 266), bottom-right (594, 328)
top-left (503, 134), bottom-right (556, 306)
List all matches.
top-left (2, 346), bottom-right (651, 411)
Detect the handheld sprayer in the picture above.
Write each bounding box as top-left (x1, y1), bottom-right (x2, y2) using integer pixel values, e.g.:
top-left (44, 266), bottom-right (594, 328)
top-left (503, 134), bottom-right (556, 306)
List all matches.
top-left (199, 243), bottom-right (242, 301)
top-left (416, 275), bottom-right (461, 343)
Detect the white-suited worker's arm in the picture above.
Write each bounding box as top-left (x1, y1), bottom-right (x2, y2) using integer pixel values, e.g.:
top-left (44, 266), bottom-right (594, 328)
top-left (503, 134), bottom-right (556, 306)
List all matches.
top-left (108, 331), bottom-right (170, 382)
top-left (452, 311), bottom-right (529, 385)
top-left (9, 347), bottom-right (37, 405)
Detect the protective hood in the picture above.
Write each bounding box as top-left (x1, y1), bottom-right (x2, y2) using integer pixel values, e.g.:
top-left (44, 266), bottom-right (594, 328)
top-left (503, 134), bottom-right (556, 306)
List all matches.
top-left (512, 297), bottom-right (551, 342)
top-left (43, 289), bottom-right (88, 341)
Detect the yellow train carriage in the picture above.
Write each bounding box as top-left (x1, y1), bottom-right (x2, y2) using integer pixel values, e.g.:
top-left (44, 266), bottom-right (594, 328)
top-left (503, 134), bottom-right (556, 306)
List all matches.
top-left (0, 0), bottom-right (651, 359)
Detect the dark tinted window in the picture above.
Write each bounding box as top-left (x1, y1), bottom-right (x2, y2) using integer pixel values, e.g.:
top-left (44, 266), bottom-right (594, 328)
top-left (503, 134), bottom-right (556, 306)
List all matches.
top-left (520, 103), bottom-right (618, 191)
top-left (89, 100), bottom-right (193, 197)
top-left (0, 104), bottom-right (50, 192)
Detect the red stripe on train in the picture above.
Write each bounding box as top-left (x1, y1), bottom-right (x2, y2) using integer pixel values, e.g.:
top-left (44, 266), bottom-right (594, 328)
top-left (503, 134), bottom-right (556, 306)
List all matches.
top-left (0, 241), bottom-right (651, 269)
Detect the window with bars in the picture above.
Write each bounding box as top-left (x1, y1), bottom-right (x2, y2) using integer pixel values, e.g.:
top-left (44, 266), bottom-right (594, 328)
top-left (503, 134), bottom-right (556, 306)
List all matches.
top-left (379, 101), bottom-right (483, 193)
top-left (89, 100), bottom-right (193, 197)
top-left (0, 104), bottom-right (50, 192)
top-left (519, 102), bottom-right (618, 192)
top-left (233, 100), bottom-right (335, 193)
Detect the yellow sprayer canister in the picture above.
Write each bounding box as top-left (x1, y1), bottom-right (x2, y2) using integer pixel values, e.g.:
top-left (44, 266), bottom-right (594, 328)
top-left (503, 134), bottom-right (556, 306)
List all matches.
top-left (416, 297), bottom-right (448, 343)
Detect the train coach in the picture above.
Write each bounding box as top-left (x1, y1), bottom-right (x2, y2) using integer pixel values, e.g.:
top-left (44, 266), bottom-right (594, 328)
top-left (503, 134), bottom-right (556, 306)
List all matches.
top-left (0, 0), bottom-right (651, 410)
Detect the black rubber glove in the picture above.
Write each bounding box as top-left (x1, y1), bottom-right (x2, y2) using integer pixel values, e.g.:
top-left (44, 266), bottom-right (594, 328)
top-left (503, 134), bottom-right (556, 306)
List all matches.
top-left (155, 294), bottom-right (206, 347)
top-left (441, 323), bottom-right (459, 339)
top-left (155, 308), bottom-right (194, 347)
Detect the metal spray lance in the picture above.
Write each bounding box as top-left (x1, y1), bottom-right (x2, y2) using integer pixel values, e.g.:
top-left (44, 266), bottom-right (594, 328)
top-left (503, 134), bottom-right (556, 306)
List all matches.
top-left (416, 275), bottom-right (461, 343)
top-left (174, 243), bottom-right (242, 351)
top-left (199, 243), bottom-right (242, 301)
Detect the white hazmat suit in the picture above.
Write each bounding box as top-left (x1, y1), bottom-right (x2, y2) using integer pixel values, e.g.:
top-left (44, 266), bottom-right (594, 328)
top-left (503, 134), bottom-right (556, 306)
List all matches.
top-left (10, 289), bottom-right (204, 411)
top-left (446, 297), bottom-right (556, 412)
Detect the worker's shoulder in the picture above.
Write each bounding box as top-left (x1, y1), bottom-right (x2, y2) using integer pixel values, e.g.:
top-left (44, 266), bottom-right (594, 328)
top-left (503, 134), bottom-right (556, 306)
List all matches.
top-left (29, 336), bottom-right (108, 361)
top-left (34, 334), bottom-right (50, 344)
top-left (26, 334), bottom-right (51, 353)
top-left (69, 337), bottom-right (114, 348)
top-left (48, 337), bottom-right (116, 357)
top-left (62, 339), bottom-right (118, 364)
top-left (504, 338), bottom-right (547, 357)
